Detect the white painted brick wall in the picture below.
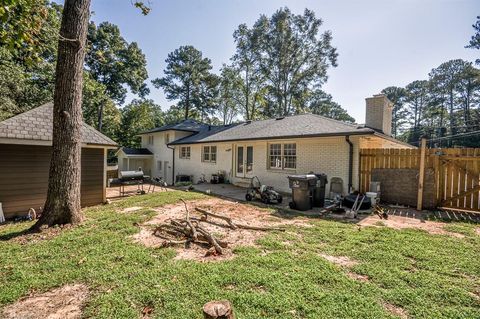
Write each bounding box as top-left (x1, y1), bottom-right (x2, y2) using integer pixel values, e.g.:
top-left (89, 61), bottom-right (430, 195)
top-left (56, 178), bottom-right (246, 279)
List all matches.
top-left (174, 136), bottom-right (362, 195)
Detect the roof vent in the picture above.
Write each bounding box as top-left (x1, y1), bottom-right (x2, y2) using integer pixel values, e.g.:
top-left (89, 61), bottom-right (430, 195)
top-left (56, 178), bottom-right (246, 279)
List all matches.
top-left (275, 117), bottom-right (285, 120)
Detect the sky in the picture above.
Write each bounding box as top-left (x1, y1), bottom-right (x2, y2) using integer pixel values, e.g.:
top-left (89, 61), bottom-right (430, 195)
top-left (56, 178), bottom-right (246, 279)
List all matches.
top-left (88, 0), bottom-right (479, 123)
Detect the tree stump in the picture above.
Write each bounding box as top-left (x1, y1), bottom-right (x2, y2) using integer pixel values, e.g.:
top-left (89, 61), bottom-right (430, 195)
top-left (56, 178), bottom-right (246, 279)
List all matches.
top-left (203, 300), bottom-right (234, 319)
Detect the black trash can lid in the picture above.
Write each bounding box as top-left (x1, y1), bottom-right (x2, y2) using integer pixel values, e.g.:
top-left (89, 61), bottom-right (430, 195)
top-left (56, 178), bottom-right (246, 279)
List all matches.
top-left (287, 174), bottom-right (317, 180)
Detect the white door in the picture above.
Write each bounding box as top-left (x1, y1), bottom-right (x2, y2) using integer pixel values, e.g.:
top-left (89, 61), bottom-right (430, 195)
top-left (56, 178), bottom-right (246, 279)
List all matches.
top-left (236, 145), bottom-right (254, 178)
top-left (163, 161), bottom-right (170, 183)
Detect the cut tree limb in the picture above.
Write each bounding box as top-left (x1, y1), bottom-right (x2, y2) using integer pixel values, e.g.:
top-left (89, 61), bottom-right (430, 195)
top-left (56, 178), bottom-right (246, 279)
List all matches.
top-left (181, 199), bottom-right (198, 240)
top-left (195, 208), bottom-right (238, 229)
top-left (197, 226), bottom-right (223, 255)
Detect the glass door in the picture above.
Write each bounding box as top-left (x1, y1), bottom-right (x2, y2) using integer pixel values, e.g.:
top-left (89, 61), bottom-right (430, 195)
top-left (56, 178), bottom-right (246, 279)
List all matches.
top-left (236, 145), bottom-right (253, 178)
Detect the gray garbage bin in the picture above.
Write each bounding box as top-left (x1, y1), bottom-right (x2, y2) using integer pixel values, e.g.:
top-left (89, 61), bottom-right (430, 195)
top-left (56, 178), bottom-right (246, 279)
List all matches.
top-left (313, 173), bottom-right (328, 207)
top-left (288, 175), bottom-right (317, 211)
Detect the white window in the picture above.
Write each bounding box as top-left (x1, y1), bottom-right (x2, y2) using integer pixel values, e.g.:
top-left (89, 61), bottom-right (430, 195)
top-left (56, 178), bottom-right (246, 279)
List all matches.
top-left (157, 160), bottom-right (162, 171)
top-left (268, 143), bottom-right (296, 170)
top-left (180, 146), bottom-right (191, 159)
top-left (202, 145), bottom-right (217, 163)
top-left (148, 135), bottom-right (154, 145)
top-left (165, 133), bottom-right (170, 144)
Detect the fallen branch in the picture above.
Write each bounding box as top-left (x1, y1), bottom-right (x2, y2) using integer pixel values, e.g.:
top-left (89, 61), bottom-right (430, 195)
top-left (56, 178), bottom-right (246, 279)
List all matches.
top-left (195, 208), bottom-right (238, 229)
top-left (181, 199), bottom-right (198, 240)
top-left (235, 223), bottom-right (286, 232)
top-left (197, 226), bottom-right (223, 255)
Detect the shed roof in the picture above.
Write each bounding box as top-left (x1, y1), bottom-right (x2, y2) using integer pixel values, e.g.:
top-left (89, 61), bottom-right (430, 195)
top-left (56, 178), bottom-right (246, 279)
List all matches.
top-left (170, 113), bottom-right (375, 145)
top-left (120, 147), bottom-right (153, 155)
top-left (0, 103), bottom-right (117, 146)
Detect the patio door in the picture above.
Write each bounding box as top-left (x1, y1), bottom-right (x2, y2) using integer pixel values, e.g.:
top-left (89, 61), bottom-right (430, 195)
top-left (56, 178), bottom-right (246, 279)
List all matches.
top-left (236, 145), bottom-right (253, 178)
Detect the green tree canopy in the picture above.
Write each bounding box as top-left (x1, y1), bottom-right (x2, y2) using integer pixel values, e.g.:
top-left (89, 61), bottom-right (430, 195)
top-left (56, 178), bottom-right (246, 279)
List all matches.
top-left (306, 90), bottom-right (354, 123)
top-left (466, 16), bottom-right (480, 65)
top-left (381, 86), bottom-right (408, 138)
top-left (252, 7), bottom-right (337, 116)
top-left (118, 99), bottom-right (164, 147)
top-left (86, 22), bottom-right (149, 104)
top-left (152, 45), bottom-right (218, 120)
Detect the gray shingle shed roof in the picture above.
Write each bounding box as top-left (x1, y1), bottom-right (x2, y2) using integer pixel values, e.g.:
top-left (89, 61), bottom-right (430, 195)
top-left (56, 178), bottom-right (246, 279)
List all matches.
top-left (170, 113), bottom-right (375, 145)
top-left (0, 103), bottom-right (117, 146)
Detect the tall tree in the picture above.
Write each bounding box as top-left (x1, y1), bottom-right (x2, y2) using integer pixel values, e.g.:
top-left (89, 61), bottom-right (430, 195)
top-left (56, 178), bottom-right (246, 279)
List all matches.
top-left (82, 72), bottom-right (121, 140)
top-left (381, 86), bottom-right (408, 137)
top-left (32, 0), bottom-right (91, 229)
top-left (118, 99), bottom-right (164, 147)
top-left (404, 80), bottom-right (429, 137)
top-left (152, 46), bottom-right (217, 120)
top-left (466, 16), bottom-right (480, 65)
top-left (217, 65), bottom-right (242, 125)
top-left (231, 23), bottom-right (266, 120)
top-left (86, 21), bottom-right (149, 131)
top-left (306, 90), bottom-right (354, 122)
top-left (252, 8), bottom-right (337, 116)
top-left (429, 60), bottom-right (471, 135)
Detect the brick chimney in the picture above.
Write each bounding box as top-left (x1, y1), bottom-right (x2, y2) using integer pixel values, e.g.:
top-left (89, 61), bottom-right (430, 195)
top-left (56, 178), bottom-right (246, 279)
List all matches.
top-left (365, 94), bottom-right (393, 136)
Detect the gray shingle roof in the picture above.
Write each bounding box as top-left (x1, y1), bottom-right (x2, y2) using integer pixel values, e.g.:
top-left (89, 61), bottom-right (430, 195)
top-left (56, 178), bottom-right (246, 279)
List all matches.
top-left (121, 147), bottom-right (153, 155)
top-left (0, 102), bottom-right (117, 146)
top-left (170, 113), bottom-right (375, 145)
top-left (140, 119), bottom-right (209, 134)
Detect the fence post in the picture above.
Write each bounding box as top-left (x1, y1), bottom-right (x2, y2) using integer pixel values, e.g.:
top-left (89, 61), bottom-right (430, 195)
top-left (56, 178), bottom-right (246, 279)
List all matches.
top-left (417, 138), bottom-right (427, 210)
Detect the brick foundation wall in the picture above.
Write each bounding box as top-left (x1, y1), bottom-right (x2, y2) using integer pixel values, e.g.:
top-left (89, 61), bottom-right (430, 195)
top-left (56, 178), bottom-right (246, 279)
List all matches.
top-left (371, 168), bottom-right (436, 209)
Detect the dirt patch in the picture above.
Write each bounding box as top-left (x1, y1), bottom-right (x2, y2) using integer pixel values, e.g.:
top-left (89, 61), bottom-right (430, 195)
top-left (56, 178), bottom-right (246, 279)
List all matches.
top-left (475, 228), bottom-right (480, 236)
top-left (319, 253), bottom-right (359, 267)
top-left (382, 301), bottom-right (409, 319)
top-left (121, 206), bottom-right (144, 213)
top-left (358, 214), bottom-right (464, 238)
top-left (346, 272), bottom-right (369, 282)
top-left (132, 197), bottom-right (310, 261)
top-left (2, 284), bottom-right (88, 319)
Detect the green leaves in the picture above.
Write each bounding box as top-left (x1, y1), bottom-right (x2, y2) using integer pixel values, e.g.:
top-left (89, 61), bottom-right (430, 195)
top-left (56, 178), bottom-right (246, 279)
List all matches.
top-left (152, 45), bottom-right (218, 120)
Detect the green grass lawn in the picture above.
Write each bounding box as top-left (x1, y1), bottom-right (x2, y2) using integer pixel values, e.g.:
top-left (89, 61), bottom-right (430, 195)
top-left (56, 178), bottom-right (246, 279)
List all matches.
top-left (1, 190), bottom-right (479, 318)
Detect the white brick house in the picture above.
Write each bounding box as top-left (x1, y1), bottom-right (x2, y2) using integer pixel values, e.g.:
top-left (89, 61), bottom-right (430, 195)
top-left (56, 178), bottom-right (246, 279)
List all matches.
top-left (117, 94), bottom-right (412, 194)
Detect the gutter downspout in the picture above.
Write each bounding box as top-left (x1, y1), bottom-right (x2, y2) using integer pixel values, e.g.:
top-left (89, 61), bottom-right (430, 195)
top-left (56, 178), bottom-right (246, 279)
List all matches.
top-left (345, 136), bottom-right (353, 193)
top-left (167, 144), bottom-right (175, 185)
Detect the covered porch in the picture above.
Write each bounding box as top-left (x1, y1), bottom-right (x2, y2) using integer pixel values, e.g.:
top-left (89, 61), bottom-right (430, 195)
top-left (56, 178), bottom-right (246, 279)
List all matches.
top-left (116, 147), bottom-right (154, 177)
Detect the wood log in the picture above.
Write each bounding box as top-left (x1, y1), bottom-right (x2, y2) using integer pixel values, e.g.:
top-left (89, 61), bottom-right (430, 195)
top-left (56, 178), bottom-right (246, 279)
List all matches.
top-left (181, 199), bottom-right (198, 240)
top-left (203, 300), bottom-right (234, 319)
top-left (234, 223), bottom-right (285, 232)
top-left (195, 208), bottom-right (238, 229)
top-left (197, 226), bottom-right (223, 255)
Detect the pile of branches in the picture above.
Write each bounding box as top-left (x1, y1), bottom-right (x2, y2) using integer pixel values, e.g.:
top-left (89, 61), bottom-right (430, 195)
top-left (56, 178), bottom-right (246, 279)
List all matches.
top-left (153, 199), bottom-right (284, 256)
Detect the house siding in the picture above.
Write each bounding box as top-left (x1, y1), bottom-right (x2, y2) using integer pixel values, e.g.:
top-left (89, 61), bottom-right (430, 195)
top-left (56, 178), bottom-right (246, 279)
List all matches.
top-left (0, 144), bottom-right (105, 219)
top-left (175, 136), bottom-right (362, 194)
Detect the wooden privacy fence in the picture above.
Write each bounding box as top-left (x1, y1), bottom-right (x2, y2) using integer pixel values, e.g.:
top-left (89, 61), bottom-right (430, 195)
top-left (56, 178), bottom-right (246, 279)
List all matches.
top-left (360, 147), bottom-right (480, 212)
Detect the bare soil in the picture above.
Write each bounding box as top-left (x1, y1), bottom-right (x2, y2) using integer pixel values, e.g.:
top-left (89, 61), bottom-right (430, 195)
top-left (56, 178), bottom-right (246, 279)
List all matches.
top-left (132, 197), bottom-right (311, 261)
top-left (358, 214), bottom-right (465, 238)
top-left (382, 301), bottom-right (409, 319)
top-left (2, 284), bottom-right (88, 319)
top-left (318, 253), bottom-right (359, 267)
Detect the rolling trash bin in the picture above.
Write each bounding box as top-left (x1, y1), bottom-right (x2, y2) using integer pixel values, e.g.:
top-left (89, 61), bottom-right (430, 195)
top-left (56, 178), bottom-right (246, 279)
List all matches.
top-left (288, 175), bottom-right (317, 211)
top-left (312, 173), bottom-right (328, 207)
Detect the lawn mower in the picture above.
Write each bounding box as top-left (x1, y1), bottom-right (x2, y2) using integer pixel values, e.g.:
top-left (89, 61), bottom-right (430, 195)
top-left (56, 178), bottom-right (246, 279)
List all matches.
top-left (245, 176), bottom-right (283, 204)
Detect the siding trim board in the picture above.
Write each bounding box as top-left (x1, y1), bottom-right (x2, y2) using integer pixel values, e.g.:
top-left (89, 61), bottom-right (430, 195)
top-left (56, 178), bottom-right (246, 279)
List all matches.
top-left (0, 144), bottom-right (106, 219)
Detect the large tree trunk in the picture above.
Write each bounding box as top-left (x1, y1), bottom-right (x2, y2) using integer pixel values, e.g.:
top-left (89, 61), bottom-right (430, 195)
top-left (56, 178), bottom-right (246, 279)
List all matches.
top-left (32, 0), bottom-right (91, 230)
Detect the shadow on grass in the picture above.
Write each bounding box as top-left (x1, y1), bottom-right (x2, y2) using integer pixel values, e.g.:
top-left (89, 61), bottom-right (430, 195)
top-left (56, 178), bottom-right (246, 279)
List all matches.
top-left (0, 227), bottom-right (36, 241)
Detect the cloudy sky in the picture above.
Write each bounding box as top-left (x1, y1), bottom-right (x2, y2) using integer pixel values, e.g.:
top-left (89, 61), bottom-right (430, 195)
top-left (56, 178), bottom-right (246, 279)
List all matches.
top-left (88, 0), bottom-right (479, 123)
